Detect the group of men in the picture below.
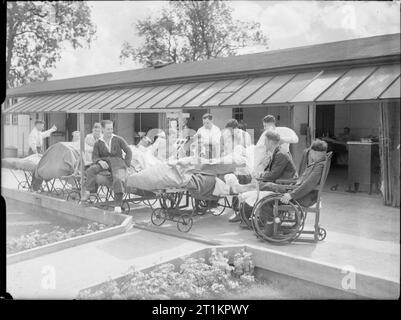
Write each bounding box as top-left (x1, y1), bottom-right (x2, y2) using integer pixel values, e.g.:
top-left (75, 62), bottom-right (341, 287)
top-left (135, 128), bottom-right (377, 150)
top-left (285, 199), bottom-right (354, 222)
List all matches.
top-left (29, 113), bottom-right (328, 231)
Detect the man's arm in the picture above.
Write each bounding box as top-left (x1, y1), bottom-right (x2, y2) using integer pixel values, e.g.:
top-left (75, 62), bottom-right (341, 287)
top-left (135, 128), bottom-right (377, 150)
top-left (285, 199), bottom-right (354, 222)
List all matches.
top-left (119, 137), bottom-right (132, 167)
top-left (289, 163), bottom-right (323, 200)
top-left (261, 153), bottom-right (289, 182)
top-left (40, 126), bottom-right (57, 139)
top-left (92, 141), bottom-right (101, 163)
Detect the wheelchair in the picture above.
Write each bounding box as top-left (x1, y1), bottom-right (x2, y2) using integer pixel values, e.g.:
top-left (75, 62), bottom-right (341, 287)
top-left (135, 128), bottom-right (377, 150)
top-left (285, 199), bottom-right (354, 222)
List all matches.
top-left (239, 152), bottom-right (332, 244)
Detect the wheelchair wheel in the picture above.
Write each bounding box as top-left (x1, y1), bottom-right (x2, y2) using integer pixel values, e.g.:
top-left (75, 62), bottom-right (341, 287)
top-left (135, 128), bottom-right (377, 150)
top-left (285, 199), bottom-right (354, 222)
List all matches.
top-left (317, 227), bottom-right (327, 241)
top-left (87, 194), bottom-right (99, 204)
top-left (251, 194), bottom-right (304, 243)
top-left (151, 208), bottom-right (167, 226)
top-left (177, 214), bottom-right (193, 233)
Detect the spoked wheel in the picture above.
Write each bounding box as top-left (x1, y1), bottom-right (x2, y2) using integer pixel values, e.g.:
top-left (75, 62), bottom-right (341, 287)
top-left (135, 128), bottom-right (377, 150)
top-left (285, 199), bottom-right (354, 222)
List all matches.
top-left (177, 214), bottom-right (193, 233)
top-left (210, 198), bottom-right (228, 216)
top-left (192, 198), bottom-right (226, 216)
top-left (151, 208), bottom-right (167, 226)
top-left (67, 190), bottom-right (81, 203)
top-left (251, 194), bottom-right (304, 244)
top-left (317, 227), bottom-right (327, 241)
top-left (121, 200), bottom-right (130, 213)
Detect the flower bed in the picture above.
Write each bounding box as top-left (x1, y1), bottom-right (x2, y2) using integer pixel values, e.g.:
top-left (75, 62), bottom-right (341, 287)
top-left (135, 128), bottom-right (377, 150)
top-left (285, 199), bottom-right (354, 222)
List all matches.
top-left (7, 222), bottom-right (107, 254)
top-left (78, 249), bottom-right (256, 299)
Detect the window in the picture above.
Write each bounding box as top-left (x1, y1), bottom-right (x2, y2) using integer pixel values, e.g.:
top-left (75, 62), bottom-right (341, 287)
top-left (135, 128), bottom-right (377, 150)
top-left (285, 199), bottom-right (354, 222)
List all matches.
top-left (5, 114), bottom-right (11, 125)
top-left (12, 114), bottom-right (18, 125)
top-left (232, 108), bottom-right (244, 121)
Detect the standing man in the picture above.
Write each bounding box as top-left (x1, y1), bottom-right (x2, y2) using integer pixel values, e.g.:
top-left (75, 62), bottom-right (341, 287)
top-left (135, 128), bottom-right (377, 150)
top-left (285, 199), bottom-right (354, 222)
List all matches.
top-left (256, 115), bottom-right (298, 152)
top-left (28, 120), bottom-right (57, 155)
top-left (81, 120), bottom-right (132, 209)
top-left (193, 113), bottom-right (221, 159)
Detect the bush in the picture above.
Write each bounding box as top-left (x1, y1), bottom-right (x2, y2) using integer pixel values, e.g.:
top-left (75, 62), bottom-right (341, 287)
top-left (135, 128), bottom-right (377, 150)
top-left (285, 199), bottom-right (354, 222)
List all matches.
top-left (7, 222), bottom-right (107, 254)
top-left (78, 248), bottom-right (255, 300)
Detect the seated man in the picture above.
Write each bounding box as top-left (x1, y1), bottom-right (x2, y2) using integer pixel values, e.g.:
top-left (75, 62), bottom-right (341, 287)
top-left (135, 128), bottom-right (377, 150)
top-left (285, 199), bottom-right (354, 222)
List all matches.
top-left (81, 120), bottom-right (132, 209)
top-left (234, 140), bottom-right (328, 231)
top-left (229, 130), bottom-right (296, 223)
top-left (258, 131), bottom-right (297, 182)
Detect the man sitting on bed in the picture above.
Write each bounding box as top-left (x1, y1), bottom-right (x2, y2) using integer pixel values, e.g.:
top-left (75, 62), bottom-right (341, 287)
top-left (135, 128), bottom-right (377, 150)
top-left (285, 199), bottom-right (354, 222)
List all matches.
top-left (81, 120), bottom-right (132, 209)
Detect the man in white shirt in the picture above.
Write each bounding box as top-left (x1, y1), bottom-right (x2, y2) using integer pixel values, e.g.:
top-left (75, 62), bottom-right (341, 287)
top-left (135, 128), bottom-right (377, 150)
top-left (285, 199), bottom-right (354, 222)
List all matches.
top-left (256, 115), bottom-right (299, 152)
top-left (192, 113), bottom-right (221, 159)
top-left (28, 120), bottom-right (57, 155)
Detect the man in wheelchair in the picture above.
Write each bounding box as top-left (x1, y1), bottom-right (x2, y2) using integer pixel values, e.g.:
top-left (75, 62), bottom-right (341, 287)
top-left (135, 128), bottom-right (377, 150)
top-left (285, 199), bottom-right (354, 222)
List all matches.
top-left (233, 139), bottom-right (328, 235)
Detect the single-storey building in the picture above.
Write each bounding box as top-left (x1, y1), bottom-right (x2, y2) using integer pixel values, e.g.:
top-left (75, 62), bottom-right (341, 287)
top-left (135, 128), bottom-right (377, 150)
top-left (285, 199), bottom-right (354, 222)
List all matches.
top-left (3, 33), bottom-right (400, 207)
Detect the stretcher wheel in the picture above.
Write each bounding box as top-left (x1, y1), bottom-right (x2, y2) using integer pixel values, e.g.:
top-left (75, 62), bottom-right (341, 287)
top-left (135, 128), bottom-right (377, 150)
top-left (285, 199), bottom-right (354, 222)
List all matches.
top-left (251, 194), bottom-right (303, 243)
top-left (151, 208), bottom-right (167, 226)
top-left (317, 227), bottom-right (327, 241)
top-left (210, 198), bottom-right (227, 216)
top-left (67, 190), bottom-right (81, 203)
top-left (121, 200), bottom-right (130, 213)
top-left (177, 214), bottom-right (193, 233)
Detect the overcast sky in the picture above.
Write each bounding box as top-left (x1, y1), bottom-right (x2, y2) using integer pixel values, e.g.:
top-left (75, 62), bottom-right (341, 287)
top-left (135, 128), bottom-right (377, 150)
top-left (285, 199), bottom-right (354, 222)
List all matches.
top-left (49, 0), bottom-right (400, 80)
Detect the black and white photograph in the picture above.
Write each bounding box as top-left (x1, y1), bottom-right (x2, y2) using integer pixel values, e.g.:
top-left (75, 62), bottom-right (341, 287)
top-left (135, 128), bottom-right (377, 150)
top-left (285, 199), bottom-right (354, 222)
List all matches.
top-left (1, 0), bottom-right (400, 304)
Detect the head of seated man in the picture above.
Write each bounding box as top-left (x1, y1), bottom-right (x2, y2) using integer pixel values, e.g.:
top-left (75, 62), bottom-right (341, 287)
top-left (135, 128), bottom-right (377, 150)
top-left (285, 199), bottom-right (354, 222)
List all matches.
top-left (308, 139), bottom-right (328, 163)
top-left (260, 130), bottom-right (297, 182)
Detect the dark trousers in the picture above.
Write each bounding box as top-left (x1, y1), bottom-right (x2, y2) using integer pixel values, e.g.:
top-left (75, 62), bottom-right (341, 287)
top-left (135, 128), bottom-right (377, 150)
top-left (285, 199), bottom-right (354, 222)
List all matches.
top-left (85, 163), bottom-right (126, 205)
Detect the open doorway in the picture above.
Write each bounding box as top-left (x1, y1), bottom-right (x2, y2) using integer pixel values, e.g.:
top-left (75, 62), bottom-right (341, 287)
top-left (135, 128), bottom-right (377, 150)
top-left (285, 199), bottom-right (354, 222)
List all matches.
top-left (316, 103), bottom-right (381, 196)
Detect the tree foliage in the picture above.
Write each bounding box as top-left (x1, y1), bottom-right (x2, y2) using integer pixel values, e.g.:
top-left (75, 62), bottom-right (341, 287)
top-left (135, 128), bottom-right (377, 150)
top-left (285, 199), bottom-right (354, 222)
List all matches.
top-left (120, 0), bottom-right (268, 67)
top-left (6, 1), bottom-right (96, 88)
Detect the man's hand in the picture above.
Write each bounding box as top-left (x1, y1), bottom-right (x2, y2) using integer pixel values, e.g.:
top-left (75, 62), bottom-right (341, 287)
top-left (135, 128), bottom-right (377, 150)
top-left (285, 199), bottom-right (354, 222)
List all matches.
top-left (280, 193), bottom-right (292, 204)
top-left (51, 125), bottom-right (57, 132)
top-left (98, 160), bottom-right (109, 170)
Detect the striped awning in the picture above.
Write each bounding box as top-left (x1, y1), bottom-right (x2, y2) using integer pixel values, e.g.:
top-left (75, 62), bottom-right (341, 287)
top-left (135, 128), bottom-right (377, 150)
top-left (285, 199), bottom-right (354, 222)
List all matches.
top-left (5, 63), bottom-right (400, 114)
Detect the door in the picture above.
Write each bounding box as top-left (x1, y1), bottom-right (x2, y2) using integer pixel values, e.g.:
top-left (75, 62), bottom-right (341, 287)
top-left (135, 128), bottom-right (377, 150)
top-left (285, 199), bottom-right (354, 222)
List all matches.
top-left (316, 105), bottom-right (335, 137)
top-left (66, 113), bottom-right (77, 141)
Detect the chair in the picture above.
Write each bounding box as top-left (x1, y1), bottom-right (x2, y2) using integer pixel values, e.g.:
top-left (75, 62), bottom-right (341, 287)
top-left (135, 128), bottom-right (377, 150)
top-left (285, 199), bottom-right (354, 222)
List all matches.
top-left (250, 152), bottom-right (333, 244)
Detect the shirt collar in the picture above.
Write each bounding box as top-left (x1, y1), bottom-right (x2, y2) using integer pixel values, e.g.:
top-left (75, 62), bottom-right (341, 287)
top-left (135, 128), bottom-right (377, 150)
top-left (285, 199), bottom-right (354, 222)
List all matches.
top-left (100, 134), bottom-right (115, 144)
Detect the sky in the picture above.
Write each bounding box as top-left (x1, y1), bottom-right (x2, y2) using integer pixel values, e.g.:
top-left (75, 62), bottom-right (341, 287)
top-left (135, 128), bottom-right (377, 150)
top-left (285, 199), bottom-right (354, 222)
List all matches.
top-left (49, 0), bottom-right (401, 80)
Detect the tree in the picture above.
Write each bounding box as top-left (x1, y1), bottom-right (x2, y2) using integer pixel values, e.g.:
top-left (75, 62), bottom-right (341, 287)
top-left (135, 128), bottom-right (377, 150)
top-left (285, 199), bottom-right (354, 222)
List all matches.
top-left (6, 1), bottom-right (96, 88)
top-left (120, 0), bottom-right (268, 67)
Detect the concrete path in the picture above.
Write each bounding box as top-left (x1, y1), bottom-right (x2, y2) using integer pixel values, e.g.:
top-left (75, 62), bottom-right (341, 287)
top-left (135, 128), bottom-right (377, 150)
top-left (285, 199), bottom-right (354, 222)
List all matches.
top-left (131, 192), bottom-right (400, 282)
